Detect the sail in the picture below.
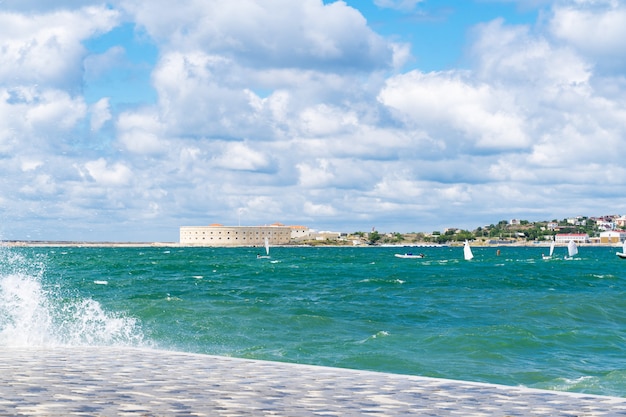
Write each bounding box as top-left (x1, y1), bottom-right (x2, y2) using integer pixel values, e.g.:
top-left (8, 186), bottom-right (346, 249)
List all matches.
top-left (463, 240), bottom-right (474, 261)
top-left (549, 239), bottom-right (555, 257)
top-left (622, 240), bottom-right (626, 254)
top-left (264, 237), bottom-right (270, 256)
top-left (567, 240), bottom-right (578, 257)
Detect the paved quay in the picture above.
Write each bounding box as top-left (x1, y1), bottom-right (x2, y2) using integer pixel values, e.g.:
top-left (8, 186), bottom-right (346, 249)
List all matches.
top-left (1, 347), bottom-right (626, 416)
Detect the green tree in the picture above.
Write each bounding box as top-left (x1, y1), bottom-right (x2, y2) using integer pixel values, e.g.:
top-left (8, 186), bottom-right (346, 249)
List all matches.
top-left (369, 231), bottom-right (382, 244)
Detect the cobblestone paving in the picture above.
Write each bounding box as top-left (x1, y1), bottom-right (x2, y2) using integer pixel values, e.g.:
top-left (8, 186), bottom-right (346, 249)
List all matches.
top-left (1, 347), bottom-right (625, 416)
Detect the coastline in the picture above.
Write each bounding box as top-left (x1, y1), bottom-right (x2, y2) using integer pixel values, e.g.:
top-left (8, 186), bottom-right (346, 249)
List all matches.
top-left (1, 240), bottom-right (622, 248)
top-left (0, 240), bottom-right (178, 248)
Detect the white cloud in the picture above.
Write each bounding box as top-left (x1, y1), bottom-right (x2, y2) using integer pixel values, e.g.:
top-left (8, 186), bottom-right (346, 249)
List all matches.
top-left (1, 0), bottom-right (104, 12)
top-left (470, 19), bottom-right (591, 88)
top-left (82, 158), bottom-right (133, 186)
top-left (371, 175), bottom-right (425, 200)
top-left (90, 98), bottom-right (112, 132)
top-left (549, 2), bottom-right (626, 69)
top-left (151, 51), bottom-right (257, 138)
top-left (116, 110), bottom-right (166, 155)
top-left (243, 196), bottom-right (283, 219)
top-left (20, 159), bottom-right (43, 172)
top-left (213, 142), bottom-right (273, 172)
top-left (379, 70), bottom-right (529, 151)
top-left (19, 174), bottom-right (57, 196)
top-left (303, 201), bottom-right (337, 217)
top-left (0, 87), bottom-right (86, 151)
top-left (26, 89), bottom-right (86, 130)
top-left (297, 159), bottom-right (336, 189)
top-left (122, 0), bottom-right (402, 71)
top-left (3, 0), bottom-right (626, 241)
top-left (298, 104), bottom-right (359, 137)
top-left (0, 7), bottom-right (119, 89)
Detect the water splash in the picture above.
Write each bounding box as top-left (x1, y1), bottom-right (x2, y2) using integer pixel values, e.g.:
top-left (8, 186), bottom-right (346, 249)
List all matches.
top-left (0, 248), bottom-right (144, 348)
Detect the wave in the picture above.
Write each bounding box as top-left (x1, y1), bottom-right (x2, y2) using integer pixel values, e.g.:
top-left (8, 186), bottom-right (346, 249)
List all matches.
top-left (0, 248), bottom-right (145, 348)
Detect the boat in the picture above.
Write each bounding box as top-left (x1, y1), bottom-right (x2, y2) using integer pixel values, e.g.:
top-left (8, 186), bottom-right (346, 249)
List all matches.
top-left (463, 240), bottom-right (474, 261)
top-left (542, 239), bottom-right (555, 260)
top-left (257, 237), bottom-right (271, 259)
top-left (616, 240), bottom-right (626, 259)
top-left (564, 239), bottom-right (578, 260)
top-left (394, 253), bottom-right (425, 259)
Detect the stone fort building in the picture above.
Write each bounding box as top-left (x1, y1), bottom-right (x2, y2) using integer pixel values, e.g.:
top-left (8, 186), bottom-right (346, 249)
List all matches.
top-left (180, 223), bottom-right (309, 246)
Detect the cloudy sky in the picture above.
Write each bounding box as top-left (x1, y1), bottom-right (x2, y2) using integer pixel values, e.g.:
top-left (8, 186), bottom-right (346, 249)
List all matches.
top-left (1, 0), bottom-right (626, 242)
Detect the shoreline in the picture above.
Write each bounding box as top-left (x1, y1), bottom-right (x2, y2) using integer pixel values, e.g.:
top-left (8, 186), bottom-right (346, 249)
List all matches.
top-left (0, 240), bottom-right (177, 248)
top-left (1, 240), bottom-right (623, 248)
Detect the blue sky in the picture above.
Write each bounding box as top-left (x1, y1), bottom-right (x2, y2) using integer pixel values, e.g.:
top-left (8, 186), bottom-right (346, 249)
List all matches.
top-left (1, 0), bottom-right (626, 242)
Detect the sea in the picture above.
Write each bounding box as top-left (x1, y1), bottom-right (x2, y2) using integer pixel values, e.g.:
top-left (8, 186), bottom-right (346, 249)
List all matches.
top-left (1, 244), bottom-right (625, 398)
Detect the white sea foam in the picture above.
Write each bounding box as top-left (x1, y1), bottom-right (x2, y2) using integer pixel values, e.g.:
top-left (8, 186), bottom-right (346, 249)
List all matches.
top-left (357, 330), bottom-right (390, 344)
top-left (0, 249), bottom-right (144, 348)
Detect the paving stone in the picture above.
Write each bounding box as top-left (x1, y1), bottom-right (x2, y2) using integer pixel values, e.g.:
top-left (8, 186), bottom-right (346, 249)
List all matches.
top-left (1, 347), bottom-right (625, 416)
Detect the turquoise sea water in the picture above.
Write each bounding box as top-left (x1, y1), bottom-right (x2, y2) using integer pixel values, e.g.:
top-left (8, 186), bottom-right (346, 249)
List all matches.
top-left (1, 244), bottom-right (625, 397)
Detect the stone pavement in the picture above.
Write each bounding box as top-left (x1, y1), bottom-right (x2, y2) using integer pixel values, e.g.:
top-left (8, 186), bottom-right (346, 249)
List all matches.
top-left (1, 346), bottom-right (625, 416)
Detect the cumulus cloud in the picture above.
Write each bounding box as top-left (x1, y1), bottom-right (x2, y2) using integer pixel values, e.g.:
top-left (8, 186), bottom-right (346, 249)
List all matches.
top-left (0, 7), bottom-right (119, 89)
top-left (303, 201), bottom-right (337, 217)
top-left (549, 1), bottom-right (626, 71)
top-left (213, 142), bottom-right (274, 172)
top-left (298, 104), bottom-right (359, 137)
top-left (123, 0), bottom-right (402, 71)
top-left (1, 86), bottom-right (87, 155)
top-left (297, 159), bottom-right (336, 189)
top-left (469, 18), bottom-right (591, 88)
top-left (1, 0), bottom-right (104, 12)
top-left (151, 51), bottom-right (259, 138)
top-left (3, 0), bottom-right (626, 241)
top-left (379, 70), bottom-right (529, 151)
top-left (82, 158), bottom-right (133, 186)
top-left (116, 109), bottom-right (166, 155)
top-left (90, 98), bottom-right (112, 131)
top-left (19, 174), bottom-right (57, 196)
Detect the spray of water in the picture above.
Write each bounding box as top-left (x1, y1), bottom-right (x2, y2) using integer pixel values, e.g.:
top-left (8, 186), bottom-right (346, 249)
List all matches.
top-left (0, 248), bottom-right (145, 348)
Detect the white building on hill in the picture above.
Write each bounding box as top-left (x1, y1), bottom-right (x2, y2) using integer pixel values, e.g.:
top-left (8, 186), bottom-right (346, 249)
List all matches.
top-left (554, 233), bottom-right (589, 244)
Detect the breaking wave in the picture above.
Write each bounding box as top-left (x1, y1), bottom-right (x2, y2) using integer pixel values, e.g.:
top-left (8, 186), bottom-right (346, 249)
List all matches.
top-left (0, 247), bottom-right (144, 347)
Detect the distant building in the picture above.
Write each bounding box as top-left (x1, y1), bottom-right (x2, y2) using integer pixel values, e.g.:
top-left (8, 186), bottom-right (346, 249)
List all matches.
top-left (309, 230), bottom-right (342, 241)
top-left (599, 230), bottom-right (626, 244)
top-left (566, 217), bottom-right (586, 226)
top-left (596, 220), bottom-right (615, 231)
top-left (555, 233), bottom-right (589, 244)
top-left (289, 225), bottom-right (311, 240)
top-left (180, 223), bottom-right (301, 247)
top-left (615, 216), bottom-right (626, 229)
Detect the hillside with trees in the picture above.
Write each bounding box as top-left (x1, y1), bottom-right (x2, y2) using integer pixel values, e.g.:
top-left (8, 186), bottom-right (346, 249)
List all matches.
top-left (337, 216), bottom-right (622, 246)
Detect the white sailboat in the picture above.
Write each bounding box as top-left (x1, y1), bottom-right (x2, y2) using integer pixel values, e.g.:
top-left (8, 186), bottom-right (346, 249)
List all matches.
top-left (564, 239), bottom-right (578, 260)
top-left (257, 237), bottom-right (271, 259)
top-left (463, 240), bottom-right (474, 261)
top-left (616, 240), bottom-right (626, 259)
top-left (542, 239), bottom-right (555, 260)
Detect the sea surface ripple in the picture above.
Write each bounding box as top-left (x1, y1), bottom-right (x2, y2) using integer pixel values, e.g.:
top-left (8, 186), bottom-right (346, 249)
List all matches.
top-left (1, 244), bottom-right (625, 397)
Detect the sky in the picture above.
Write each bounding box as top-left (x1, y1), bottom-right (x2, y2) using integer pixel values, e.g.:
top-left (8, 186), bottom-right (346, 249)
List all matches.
top-left (2, 0), bottom-right (626, 242)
